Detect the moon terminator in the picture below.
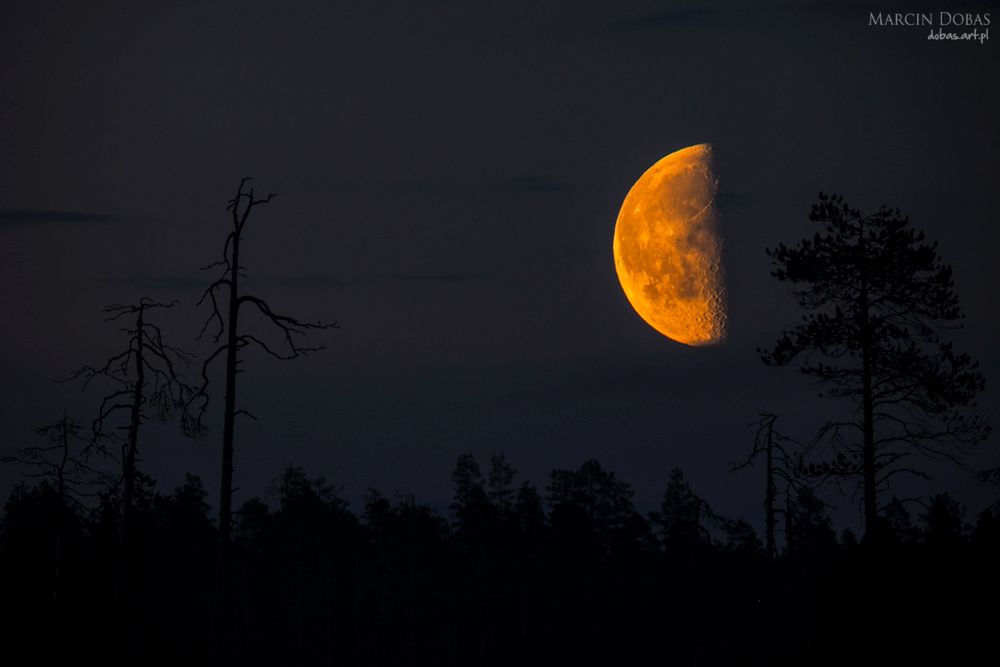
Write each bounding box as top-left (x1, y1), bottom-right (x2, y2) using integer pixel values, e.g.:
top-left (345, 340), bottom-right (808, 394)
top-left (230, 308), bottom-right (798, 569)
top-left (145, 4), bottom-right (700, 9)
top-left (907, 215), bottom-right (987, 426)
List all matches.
top-left (612, 144), bottom-right (727, 346)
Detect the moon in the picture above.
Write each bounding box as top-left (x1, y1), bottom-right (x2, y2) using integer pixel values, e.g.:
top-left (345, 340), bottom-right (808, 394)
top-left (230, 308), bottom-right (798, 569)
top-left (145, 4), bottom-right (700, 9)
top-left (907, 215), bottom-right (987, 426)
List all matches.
top-left (612, 144), bottom-right (727, 346)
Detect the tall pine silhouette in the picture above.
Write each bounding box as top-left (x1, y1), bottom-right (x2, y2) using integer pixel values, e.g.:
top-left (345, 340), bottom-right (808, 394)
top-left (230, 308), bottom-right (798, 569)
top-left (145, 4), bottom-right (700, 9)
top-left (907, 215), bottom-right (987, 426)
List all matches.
top-left (761, 192), bottom-right (989, 542)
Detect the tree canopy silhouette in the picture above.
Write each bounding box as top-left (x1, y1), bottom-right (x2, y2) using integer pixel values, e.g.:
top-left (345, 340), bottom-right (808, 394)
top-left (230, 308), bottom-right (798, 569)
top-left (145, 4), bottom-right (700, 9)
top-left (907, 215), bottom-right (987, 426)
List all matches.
top-left (1, 415), bottom-right (101, 603)
top-left (548, 459), bottom-right (651, 555)
top-left (2, 452), bottom-right (998, 665)
top-left (761, 192), bottom-right (990, 542)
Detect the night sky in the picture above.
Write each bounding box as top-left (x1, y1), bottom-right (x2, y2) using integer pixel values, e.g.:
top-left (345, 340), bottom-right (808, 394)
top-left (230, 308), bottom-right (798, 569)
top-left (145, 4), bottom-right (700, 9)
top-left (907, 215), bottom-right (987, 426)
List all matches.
top-left (2, 0), bottom-right (997, 528)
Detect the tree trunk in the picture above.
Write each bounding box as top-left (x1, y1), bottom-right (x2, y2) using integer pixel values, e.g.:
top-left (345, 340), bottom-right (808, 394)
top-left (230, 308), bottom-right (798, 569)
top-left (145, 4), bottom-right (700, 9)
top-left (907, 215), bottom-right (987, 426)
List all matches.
top-left (861, 332), bottom-right (877, 541)
top-left (764, 419), bottom-right (776, 561)
top-left (858, 222), bottom-right (878, 543)
top-left (115, 304), bottom-right (146, 620)
top-left (217, 229), bottom-right (241, 664)
top-left (54, 423), bottom-right (69, 605)
top-left (220, 265), bottom-right (239, 545)
top-left (123, 306), bottom-right (145, 542)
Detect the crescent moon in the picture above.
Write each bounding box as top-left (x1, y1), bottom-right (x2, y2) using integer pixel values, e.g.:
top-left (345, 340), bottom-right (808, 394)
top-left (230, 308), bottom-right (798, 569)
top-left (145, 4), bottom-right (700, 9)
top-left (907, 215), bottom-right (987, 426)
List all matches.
top-left (612, 144), bottom-right (727, 346)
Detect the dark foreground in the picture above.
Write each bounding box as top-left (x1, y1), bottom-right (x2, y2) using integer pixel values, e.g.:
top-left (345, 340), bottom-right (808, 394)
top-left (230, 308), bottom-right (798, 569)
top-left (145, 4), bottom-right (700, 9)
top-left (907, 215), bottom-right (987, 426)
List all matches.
top-left (1, 459), bottom-right (997, 666)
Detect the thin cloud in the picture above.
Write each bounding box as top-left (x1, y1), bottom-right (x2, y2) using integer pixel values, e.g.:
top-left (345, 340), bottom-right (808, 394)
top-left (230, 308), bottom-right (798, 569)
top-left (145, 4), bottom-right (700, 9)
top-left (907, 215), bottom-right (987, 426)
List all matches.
top-left (235, 273), bottom-right (490, 288)
top-left (322, 175), bottom-right (573, 197)
top-left (502, 176), bottom-right (572, 195)
top-left (391, 273), bottom-right (489, 285)
top-left (120, 274), bottom-right (207, 291)
top-left (603, 9), bottom-right (714, 33)
top-left (0, 209), bottom-right (120, 224)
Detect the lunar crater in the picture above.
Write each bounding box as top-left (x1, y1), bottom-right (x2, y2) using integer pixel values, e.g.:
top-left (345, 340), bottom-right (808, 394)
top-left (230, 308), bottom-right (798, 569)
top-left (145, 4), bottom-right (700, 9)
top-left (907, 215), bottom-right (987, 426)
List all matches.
top-left (612, 144), bottom-right (727, 346)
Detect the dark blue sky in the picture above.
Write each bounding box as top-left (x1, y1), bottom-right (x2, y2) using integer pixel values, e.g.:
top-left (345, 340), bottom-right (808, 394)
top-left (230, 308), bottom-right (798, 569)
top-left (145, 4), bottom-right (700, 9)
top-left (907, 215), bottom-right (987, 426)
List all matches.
top-left (1, 1), bottom-right (997, 529)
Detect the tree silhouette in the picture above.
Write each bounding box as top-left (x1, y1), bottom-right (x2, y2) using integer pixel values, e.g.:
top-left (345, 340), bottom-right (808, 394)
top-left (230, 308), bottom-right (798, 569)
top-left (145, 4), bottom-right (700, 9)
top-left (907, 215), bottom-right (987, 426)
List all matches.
top-left (192, 178), bottom-right (336, 662)
top-left (883, 497), bottom-right (920, 546)
top-left (450, 453), bottom-right (490, 552)
top-left (66, 298), bottom-right (199, 547)
top-left (513, 480), bottom-right (546, 548)
top-left (2, 416), bottom-right (103, 511)
top-left (2, 449), bottom-right (1000, 664)
top-left (486, 453), bottom-right (516, 517)
top-left (654, 467), bottom-right (713, 555)
top-left (721, 518), bottom-right (763, 557)
top-left (194, 178), bottom-right (337, 548)
top-left (920, 492), bottom-right (967, 547)
top-left (761, 192), bottom-right (990, 542)
top-left (730, 412), bottom-right (801, 560)
top-left (548, 459), bottom-right (651, 555)
top-left (1, 415), bottom-right (102, 602)
top-left (971, 507), bottom-right (1000, 549)
top-left (784, 485), bottom-right (837, 560)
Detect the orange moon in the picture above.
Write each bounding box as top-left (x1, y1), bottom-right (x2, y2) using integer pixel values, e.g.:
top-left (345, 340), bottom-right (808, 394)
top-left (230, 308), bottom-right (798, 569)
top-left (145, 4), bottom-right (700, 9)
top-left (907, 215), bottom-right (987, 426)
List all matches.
top-left (612, 144), bottom-right (727, 346)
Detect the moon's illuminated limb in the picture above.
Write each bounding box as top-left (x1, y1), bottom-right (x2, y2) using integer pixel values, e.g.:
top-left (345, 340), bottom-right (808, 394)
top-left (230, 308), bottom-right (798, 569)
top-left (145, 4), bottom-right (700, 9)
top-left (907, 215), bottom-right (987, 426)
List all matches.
top-left (612, 144), bottom-right (727, 346)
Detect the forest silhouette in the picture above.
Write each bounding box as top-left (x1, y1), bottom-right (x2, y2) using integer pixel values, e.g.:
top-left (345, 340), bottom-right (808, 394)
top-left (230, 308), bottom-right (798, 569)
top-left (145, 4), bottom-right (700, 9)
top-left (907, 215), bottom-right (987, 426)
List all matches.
top-left (1, 185), bottom-right (996, 666)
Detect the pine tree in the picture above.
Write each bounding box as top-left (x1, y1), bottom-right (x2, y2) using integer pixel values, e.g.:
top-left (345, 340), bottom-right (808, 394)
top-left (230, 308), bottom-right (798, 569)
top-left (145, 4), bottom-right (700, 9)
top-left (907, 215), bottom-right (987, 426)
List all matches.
top-left (762, 192), bottom-right (989, 542)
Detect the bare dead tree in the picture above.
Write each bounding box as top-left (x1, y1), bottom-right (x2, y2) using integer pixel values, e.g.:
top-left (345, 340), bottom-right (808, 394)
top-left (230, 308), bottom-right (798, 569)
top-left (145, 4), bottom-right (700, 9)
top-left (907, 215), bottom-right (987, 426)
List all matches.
top-left (2, 414), bottom-right (106, 602)
top-left (65, 298), bottom-right (201, 543)
top-left (190, 178), bottom-right (336, 665)
top-left (191, 177), bottom-right (336, 554)
top-left (730, 412), bottom-right (804, 561)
